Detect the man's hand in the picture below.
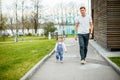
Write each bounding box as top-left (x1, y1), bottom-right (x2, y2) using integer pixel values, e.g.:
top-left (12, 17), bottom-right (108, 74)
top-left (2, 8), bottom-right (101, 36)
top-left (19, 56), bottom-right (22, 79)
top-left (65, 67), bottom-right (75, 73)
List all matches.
top-left (89, 33), bottom-right (92, 39)
top-left (74, 36), bottom-right (77, 41)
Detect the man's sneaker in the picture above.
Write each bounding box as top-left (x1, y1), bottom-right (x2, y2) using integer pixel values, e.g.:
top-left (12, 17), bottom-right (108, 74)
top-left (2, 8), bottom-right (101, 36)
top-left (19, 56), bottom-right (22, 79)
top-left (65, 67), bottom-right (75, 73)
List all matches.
top-left (80, 60), bottom-right (85, 64)
top-left (84, 60), bottom-right (87, 64)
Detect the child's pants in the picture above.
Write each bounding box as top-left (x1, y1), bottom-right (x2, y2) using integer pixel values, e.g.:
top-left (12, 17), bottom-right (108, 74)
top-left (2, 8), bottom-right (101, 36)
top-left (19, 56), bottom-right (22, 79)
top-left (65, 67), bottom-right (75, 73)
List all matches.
top-left (56, 52), bottom-right (63, 61)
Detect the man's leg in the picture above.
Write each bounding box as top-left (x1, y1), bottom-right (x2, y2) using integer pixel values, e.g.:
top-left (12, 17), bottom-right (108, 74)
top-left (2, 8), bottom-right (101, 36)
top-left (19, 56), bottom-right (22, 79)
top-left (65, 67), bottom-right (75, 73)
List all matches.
top-left (83, 33), bottom-right (89, 59)
top-left (78, 34), bottom-right (85, 60)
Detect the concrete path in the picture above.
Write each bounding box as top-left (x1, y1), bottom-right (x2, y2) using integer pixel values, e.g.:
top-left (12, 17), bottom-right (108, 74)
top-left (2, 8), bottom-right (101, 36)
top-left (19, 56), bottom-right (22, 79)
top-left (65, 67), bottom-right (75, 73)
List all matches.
top-left (30, 38), bottom-right (120, 80)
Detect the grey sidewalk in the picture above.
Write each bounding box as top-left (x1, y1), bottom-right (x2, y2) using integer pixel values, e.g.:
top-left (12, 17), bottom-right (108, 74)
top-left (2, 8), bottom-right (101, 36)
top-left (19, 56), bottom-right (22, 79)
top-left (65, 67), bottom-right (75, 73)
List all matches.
top-left (30, 38), bottom-right (120, 80)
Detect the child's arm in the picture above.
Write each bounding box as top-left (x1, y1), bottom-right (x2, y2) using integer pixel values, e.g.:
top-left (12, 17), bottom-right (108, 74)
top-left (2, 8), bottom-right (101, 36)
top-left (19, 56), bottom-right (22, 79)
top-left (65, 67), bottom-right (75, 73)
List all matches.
top-left (54, 43), bottom-right (58, 52)
top-left (62, 43), bottom-right (67, 52)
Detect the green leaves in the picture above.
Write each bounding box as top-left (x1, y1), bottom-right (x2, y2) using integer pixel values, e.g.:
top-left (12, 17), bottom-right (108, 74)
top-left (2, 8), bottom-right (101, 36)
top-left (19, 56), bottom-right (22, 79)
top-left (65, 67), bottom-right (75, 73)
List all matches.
top-left (43, 22), bottom-right (57, 37)
top-left (0, 16), bottom-right (7, 30)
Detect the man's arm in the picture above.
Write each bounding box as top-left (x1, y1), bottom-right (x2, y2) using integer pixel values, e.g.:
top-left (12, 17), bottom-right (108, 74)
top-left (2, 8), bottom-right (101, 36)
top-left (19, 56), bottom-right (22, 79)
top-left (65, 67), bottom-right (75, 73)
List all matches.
top-left (75, 22), bottom-right (79, 40)
top-left (89, 22), bottom-right (93, 39)
top-left (75, 22), bottom-right (79, 32)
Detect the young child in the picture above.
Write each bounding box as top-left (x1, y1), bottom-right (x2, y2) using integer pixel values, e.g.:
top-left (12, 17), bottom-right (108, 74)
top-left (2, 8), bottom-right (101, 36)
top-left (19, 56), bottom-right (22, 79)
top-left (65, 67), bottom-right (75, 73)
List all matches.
top-left (54, 35), bottom-right (67, 63)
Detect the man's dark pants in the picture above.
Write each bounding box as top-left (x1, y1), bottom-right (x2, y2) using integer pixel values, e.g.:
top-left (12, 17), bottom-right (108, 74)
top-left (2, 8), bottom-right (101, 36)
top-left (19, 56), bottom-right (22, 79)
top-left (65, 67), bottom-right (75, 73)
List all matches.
top-left (78, 33), bottom-right (89, 60)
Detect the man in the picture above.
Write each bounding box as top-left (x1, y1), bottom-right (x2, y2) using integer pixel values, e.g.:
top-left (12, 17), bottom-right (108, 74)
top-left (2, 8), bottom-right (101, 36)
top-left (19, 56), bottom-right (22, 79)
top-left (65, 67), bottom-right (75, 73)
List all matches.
top-left (75, 6), bottom-right (93, 64)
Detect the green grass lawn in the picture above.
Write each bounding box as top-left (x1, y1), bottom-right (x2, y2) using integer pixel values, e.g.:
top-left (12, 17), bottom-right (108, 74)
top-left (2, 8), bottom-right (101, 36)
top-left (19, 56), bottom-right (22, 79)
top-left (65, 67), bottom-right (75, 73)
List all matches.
top-left (109, 57), bottom-right (120, 67)
top-left (65, 34), bottom-right (74, 38)
top-left (0, 39), bottom-right (56, 80)
top-left (0, 36), bottom-right (47, 42)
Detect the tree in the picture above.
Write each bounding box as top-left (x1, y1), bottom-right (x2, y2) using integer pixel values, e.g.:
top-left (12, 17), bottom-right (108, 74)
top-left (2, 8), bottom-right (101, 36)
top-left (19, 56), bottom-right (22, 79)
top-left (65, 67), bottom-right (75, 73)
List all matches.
top-left (0, 16), bottom-right (8, 40)
top-left (43, 22), bottom-right (56, 37)
top-left (7, 17), bottom-right (14, 35)
top-left (31, 0), bottom-right (39, 34)
top-left (0, 0), bottom-right (2, 35)
top-left (23, 16), bottom-right (33, 33)
top-left (21, 1), bottom-right (24, 34)
top-left (0, 16), bottom-right (7, 31)
top-left (31, 0), bottom-right (43, 34)
top-left (14, 0), bottom-right (18, 42)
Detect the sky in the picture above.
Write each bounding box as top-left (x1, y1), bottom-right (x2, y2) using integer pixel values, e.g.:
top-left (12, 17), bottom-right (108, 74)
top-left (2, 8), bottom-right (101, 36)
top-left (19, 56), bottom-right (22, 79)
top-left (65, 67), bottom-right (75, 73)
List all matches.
top-left (1, 0), bottom-right (91, 22)
top-left (2, 0), bottom-right (89, 7)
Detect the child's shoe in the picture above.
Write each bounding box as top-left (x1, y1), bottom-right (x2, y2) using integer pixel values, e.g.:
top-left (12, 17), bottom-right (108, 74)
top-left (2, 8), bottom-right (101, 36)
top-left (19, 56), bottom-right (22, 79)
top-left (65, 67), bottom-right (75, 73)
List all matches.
top-left (60, 61), bottom-right (63, 63)
top-left (55, 59), bottom-right (59, 63)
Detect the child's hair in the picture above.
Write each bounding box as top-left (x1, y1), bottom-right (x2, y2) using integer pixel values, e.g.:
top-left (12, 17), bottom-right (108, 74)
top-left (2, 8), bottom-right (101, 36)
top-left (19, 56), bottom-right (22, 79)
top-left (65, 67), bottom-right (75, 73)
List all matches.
top-left (58, 35), bottom-right (63, 39)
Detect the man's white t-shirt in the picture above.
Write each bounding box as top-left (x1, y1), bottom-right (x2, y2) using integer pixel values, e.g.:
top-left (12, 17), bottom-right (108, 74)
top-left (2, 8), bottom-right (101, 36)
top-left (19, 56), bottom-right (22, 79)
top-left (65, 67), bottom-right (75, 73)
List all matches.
top-left (76, 15), bottom-right (92, 34)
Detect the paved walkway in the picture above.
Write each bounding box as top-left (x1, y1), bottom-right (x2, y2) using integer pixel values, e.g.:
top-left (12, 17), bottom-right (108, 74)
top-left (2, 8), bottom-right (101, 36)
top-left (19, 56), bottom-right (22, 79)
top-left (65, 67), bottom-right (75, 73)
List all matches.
top-left (30, 38), bottom-right (120, 80)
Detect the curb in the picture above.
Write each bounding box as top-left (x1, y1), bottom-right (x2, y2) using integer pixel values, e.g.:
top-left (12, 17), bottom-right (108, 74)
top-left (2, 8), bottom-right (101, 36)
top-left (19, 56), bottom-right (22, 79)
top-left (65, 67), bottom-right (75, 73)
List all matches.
top-left (89, 40), bottom-right (120, 75)
top-left (20, 49), bottom-right (55, 80)
top-left (102, 55), bottom-right (120, 75)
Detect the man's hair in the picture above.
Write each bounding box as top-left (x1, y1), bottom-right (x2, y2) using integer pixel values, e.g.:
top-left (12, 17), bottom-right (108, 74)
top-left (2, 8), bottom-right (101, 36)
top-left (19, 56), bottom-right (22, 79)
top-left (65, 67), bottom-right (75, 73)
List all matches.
top-left (80, 6), bottom-right (86, 10)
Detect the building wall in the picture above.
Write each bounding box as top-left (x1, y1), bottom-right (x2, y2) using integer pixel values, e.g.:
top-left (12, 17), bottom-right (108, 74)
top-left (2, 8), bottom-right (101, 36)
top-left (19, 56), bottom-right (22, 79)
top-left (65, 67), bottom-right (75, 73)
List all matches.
top-left (92, 0), bottom-right (120, 50)
top-left (107, 0), bottom-right (120, 49)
